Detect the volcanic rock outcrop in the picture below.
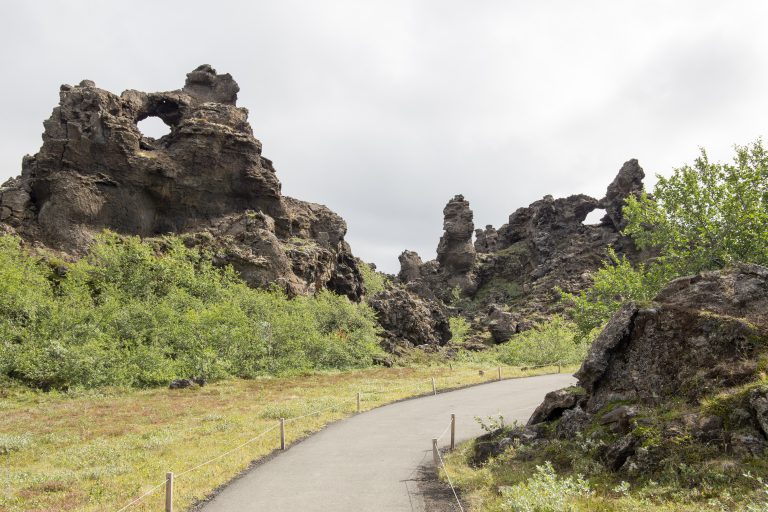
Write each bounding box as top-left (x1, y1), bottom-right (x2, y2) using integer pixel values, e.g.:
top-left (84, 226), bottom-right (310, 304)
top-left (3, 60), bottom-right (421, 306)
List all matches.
top-left (368, 286), bottom-right (452, 352)
top-left (397, 160), bottom-right (646, 341)
top-left (0, 65), bottom-right (363, 299)
top-left (476, 264), bottom-right (768, 474)
top-left (436, 194), bottom-right (476, 277)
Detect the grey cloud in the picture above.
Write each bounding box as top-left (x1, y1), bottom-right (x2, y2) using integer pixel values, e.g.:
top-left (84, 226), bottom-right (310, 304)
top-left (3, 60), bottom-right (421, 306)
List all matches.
top-left (2, 0), bottom-right (767, 273)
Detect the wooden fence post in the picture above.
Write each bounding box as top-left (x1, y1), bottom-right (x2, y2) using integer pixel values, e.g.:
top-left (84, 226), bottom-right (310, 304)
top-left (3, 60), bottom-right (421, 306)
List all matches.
top-left (497, 367), bottom-right (502, 381)
top-left (356, 392), bottom-right (361, 413)
top-left (450, 413), bottom-right (456, 451)
top-left (431, 377), bottom-right (437, 395)
top-left (165, 472), bottom-right (173, 512)
top-left (557, 363), bottom-right (561, 373)
top-left (279, 418), bottom-right (286, 450)
top-left (432, 438), bottom-right (440, 475)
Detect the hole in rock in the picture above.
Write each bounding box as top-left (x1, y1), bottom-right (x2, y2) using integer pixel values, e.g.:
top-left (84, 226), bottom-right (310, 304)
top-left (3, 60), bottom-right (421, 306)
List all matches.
top-left (137, 116), bottom-right (171, 139)
top-left (583, 208), bottom-right (607, 225)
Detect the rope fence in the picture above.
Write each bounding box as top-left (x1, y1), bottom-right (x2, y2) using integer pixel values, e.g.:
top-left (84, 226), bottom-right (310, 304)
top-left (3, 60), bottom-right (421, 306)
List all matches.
top-left (431, 414), bottom-right (465, 511)
top-left (112, 363), bottom-right (563, 511)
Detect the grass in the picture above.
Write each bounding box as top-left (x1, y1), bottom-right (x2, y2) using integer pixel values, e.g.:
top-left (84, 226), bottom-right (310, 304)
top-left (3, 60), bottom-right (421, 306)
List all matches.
top-left (441, 441), bottom-right (740, 512)
top-left (0, 364), bottom-right (561, 512)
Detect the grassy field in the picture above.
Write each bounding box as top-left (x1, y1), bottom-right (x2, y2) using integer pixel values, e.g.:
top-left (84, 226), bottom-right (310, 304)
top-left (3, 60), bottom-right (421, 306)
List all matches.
top-left (0, 364), bottom-right (562, 512)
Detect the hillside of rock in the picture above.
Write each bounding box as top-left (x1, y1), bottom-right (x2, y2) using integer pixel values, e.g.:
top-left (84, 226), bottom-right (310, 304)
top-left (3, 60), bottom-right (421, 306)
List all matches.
top-left (397, 159), bottom-right (647, 342)
top-left (0, 65), bottom-right (363, 299)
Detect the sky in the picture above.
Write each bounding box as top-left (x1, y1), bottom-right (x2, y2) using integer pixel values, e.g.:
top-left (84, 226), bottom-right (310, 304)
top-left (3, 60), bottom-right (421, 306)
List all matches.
top-left (1, 1), bottom-right (767, 273)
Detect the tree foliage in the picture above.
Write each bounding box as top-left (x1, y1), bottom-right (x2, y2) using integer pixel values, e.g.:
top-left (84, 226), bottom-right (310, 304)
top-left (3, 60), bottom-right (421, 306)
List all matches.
top-left (624, 140), bottom-right (768, 274)
top-left (561, 249), bottom-right (673, 339)
top-left (565, 140), bottom-right (768, 337)
top-left (0, 233), bottom-right (383, 389)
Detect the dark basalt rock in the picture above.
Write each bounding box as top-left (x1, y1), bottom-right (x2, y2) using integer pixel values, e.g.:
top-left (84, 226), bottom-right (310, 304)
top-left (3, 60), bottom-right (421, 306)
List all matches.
top-left (749, 388), bottom-right (768, 438)
top-left (472, 265), bottom-right (768, 474)
top-left (395, 160), bottom-right (647, 337)
top-left (528, 387), bottom-right (586, 425)
top-left (436, 194), bottom-right (476, 275)
top-left (474, 225), bottom-right (499, 253)
top-left (169, 377), bottom-right (206, 389)
top-left (486, 305), bottom-right (519, 343)
top-left (0, 65), bottom-right (363, 300)
top-left (398, 250), bottom-right (424, 283)
top-left (598, 158), bottom-right (645, 231)
top-left (578, 264), bottom-right (768, 412)
top-left (601, 434), bottom-right (638, 471)
top-left (369, 286), bottom-right (451, 350)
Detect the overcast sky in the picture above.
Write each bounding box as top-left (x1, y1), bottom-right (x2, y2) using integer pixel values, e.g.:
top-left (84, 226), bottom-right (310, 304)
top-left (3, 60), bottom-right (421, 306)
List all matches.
top-left (1, 1), bottom-right (767, 273)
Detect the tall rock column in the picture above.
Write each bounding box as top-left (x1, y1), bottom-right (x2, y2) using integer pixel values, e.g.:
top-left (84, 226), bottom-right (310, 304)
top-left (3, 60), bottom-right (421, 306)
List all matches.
top-left (436, 194), bottom-right (476, 293)
top-left (599, 159), bottom-right (645, 231)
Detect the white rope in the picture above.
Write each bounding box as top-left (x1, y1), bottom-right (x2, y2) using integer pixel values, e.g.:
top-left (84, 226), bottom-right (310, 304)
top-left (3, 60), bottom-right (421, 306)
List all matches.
top-left (436, 449), bottom-right (465, 512)
top-left (114, 479), bottom-right (167, 512)
top-left (175, 424), bottom-right (279, 477)
top-left (284, 397), bottom-right (357, 423)
top-left (435, 422), bottom-right (451, 442)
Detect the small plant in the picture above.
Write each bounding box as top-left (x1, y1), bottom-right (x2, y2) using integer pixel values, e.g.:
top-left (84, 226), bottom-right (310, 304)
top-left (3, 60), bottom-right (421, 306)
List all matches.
top-left (449, 316), bottom-right (471, 344)
top-left (500, 461), bottom-right (592, 511)
top-left (744, 472), bottom-right (768, 512)
top-left (612, 480), bottom-right (631, 496)
top-left (475, 414), bottom-right (505, 434)
top-left (357, 262), bottom-right (388, 297)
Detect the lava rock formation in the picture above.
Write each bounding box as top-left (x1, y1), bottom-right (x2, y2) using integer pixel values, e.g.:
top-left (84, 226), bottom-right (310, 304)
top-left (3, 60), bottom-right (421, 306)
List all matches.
top-left (0, 65), bottom-right (363, 300)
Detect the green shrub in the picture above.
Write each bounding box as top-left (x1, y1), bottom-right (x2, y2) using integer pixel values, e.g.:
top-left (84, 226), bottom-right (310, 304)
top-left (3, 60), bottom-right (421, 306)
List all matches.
top-left (449, 316), bottom-right (471, 344)
top-left (562, 140), bottom-right (768, 338)
top-left (560, 249), bottom-right (672, 339)
top-left (500, 461), bottom-right (592, 512)
top-left (495, 317), bottom-right (589, 366)
top-left (0, 232), bottom-right (384, 389)
top-left (624, 140), bottom-right (768, 275)
top-left (357, 262), bottom-right (388, 298)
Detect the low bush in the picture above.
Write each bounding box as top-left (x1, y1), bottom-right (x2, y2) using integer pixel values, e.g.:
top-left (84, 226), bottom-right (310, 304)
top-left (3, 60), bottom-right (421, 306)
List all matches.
top-left (495, 316), bottom-right (590, 367)
top-left (500, 462), bottom-right (592, 512)
top-left (0, 232), bottom-right (384, 389)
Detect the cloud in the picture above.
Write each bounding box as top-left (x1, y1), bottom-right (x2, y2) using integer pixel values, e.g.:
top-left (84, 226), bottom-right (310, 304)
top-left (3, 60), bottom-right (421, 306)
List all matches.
top-left (1, 0), bottom-right (767, 272)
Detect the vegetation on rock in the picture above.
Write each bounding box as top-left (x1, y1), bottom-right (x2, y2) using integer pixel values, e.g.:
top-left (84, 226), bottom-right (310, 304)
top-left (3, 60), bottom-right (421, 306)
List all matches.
top-left (564, 140), bottom-right (768, 337)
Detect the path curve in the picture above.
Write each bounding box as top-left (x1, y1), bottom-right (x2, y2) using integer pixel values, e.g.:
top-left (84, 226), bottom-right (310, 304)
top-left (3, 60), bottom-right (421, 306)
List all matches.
top-left (200, 373), bottom-right (575, 512)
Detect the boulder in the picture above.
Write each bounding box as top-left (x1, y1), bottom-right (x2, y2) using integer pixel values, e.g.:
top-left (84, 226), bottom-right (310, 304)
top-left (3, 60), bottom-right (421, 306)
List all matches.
top-left (528, 388), bottom-right (586, 425)
top-left (601, 434), bottom-right (637, 471)
top-left (556, 407), bottom-right (592, 439)
top-left (398, 250), bottom-right (424, 283)
top-left (730, 431), bottom-right (767, 457)
top-left (599, 405), bottom-right (639, 434)
top-left (575, 264), bottom-right (768, 412)
top-left (749, 388), bottom-right (768, 438)
top-left (486, 305), bottom-right (518, 343)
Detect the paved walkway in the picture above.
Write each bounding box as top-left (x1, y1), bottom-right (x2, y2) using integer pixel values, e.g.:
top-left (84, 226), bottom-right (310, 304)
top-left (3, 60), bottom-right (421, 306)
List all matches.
top-left (200, 373), bottom-right (575, 512)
